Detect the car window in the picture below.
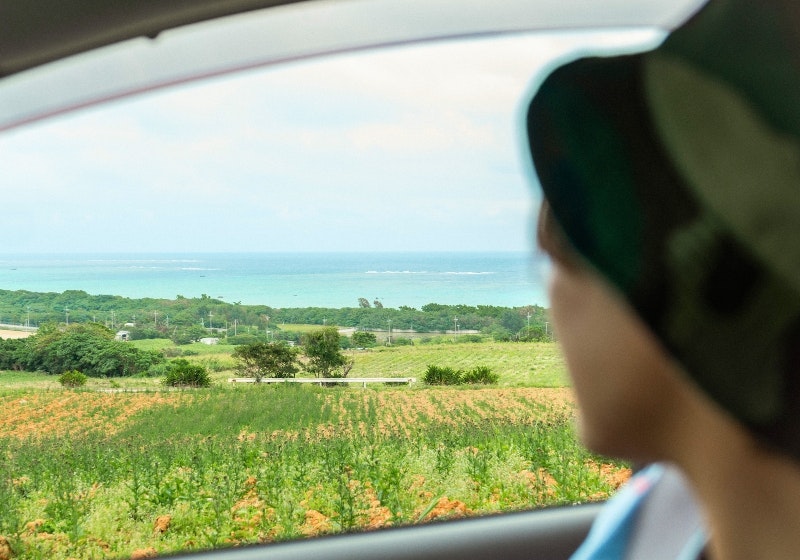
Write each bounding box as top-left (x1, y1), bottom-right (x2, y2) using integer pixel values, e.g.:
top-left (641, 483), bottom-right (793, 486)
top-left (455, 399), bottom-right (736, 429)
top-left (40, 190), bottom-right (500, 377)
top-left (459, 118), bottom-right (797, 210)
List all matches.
top-left (0, 24), bottom-right (658, 560)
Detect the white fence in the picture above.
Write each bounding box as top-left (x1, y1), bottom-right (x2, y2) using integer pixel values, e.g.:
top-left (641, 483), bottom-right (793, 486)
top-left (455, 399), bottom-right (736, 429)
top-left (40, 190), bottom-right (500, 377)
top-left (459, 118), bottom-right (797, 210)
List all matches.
top-left (228, 377), bottom-right (415, 388)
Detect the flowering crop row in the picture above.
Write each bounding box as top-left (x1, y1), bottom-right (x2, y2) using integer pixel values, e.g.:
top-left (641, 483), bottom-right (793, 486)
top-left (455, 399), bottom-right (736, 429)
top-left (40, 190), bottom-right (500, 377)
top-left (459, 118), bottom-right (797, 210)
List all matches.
top-left (0, 385), bottom-right (628, 559)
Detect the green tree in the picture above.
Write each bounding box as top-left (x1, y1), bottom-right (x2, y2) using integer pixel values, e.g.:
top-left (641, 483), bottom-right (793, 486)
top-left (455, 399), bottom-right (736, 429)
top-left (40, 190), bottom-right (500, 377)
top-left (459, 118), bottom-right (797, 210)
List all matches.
top-left (518, 324), bottom-right (548, 342)
top-left (24, 323), bottom-right (162, 377)
top-left (171, 325), bottom-right (208, 345)
top-left (302, 326), bottom-right (353, 378)
top-left (487, 326), bottom-right (513, 342)
top-left (232, 342), bottom-right (299, 381)
top-left (351, 331), bottom-right (377, 347)
top-left (358, 298), bottom-right (371, 308)
top-left (499, 310), bottom-right (525, 333)
top-left (0, 337), bottom-right (33, 371)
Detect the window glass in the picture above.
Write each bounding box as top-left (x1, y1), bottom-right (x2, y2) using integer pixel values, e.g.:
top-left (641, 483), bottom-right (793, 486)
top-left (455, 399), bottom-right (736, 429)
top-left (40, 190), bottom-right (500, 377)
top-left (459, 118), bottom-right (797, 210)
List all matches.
top-left (0, 28), bottom-right (656, 559)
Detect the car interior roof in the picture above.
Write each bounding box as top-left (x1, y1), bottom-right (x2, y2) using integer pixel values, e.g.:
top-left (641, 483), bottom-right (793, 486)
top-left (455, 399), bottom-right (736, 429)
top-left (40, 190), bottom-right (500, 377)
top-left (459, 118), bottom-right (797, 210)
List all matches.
top-left (1, 0), bottom-right (305, 78)
top-left (0, 0), bottom-right (706, 133)
top-left (3, 0), bottom-right (706, 79)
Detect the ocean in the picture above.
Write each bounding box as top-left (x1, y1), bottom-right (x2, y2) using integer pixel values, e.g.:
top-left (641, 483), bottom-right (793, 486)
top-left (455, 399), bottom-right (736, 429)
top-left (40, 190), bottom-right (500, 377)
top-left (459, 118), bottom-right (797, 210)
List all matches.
top-left (0, 252), bottom-right (549, 309)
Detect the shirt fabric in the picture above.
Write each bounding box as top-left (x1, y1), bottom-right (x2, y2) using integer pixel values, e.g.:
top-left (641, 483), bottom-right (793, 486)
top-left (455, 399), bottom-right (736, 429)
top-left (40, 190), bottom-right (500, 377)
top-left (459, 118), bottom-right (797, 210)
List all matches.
top-left (570, 463), bottom-right (707, 560)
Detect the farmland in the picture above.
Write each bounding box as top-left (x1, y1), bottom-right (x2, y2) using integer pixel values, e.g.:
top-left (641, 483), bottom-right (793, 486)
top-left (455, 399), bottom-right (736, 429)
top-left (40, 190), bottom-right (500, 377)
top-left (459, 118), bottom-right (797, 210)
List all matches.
top-left (0, 341), bottom-right (627, 560)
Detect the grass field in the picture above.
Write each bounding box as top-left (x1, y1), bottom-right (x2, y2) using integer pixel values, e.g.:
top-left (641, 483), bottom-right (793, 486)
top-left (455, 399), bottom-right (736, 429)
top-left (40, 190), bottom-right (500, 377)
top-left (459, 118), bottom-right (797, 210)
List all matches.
top-left (0, 340), bottom-right (625, 560)
top-left (0, 340), bottom-right (568, 391)
top-left (346, 342), bottom-right (567, 386)
top-left (138, 339), bottom-right (569, 387)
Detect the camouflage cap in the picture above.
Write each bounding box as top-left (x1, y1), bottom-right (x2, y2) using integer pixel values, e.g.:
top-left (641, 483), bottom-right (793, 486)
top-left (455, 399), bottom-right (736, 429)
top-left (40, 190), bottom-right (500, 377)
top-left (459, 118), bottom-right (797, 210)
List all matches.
top-left (527, 0), bottom-right (800, 459)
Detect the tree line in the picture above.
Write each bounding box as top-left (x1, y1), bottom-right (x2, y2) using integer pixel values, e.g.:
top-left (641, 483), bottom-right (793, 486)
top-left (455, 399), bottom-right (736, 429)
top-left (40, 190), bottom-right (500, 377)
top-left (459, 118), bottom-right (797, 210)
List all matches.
top-left (0, 323), bottom-right (163, 377)
top-left (0, 289), bottom-right (551, 341)
top-left (0, 323), bottom-right (355, 381)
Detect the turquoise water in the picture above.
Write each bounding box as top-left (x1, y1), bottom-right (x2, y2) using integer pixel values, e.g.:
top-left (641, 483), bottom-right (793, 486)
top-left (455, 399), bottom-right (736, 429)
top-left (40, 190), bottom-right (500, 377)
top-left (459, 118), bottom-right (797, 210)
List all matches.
top-left (0, 252), bottom-right (548, 309)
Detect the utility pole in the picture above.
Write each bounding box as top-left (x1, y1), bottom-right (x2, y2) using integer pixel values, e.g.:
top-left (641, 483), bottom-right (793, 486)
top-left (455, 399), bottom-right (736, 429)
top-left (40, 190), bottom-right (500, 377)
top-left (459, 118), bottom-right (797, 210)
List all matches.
top-left (65, 307), bottom-right (69, 325)
top-left (154, 311), bottom-right (158, 326)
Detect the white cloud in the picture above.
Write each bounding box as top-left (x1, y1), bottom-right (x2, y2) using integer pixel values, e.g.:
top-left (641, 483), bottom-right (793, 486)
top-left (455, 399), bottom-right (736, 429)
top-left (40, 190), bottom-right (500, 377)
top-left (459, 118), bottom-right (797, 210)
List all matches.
top-left (0, 29), bottom-right (659, 253)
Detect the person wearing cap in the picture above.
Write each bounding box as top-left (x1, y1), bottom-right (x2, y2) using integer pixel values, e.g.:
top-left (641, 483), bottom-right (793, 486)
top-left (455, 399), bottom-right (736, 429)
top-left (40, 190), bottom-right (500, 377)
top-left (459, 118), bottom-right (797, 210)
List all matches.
top-left (526, 0), bottom-right (800, 558)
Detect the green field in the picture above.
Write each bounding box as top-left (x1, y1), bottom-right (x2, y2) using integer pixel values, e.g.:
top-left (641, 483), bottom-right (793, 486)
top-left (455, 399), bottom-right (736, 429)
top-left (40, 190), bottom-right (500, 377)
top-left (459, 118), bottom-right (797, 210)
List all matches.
top-left (131, 339), bottom-right (568, 386)
top-left (0, 340), bottom-right (625, 560)
top-left (1, 340), bottom-right (568, 390)
top-left (345, 342), bottom-right (567, 386)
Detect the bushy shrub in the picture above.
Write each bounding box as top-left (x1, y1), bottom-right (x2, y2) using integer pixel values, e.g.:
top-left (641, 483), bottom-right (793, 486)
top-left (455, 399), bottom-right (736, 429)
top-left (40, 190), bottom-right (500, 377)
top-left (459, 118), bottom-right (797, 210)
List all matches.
top-left (518, 325), bottom-right (548, 342)
top-left (423, 365), bottom-right (498, 385)
top-left (429, 335), bottom-right (458, 345)
top-left (487, 327), bottom-right (512, 342)
top-left (58, 370), bottom-right (87, 388)
top-left (461, 366), bottom-right (499, 385)
top-left (144, 362), bottom-right (170, 378)
top-left (227, 334), bottom-right (265, 346)
top-left (162, 359), bottom-right (211, 388)
top-left (423, 365), bottom-right (462, 385)
top-left (459, 334), bottom-right (484, 344)
top-left (392, 337), bottom-right (414, 346)
top-left (274, 330), bottom-right (302, 344)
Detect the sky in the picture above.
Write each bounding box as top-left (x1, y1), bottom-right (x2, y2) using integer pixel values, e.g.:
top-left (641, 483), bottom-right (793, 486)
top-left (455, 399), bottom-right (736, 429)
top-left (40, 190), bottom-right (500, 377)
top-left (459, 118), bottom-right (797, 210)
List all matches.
top-left (0, 30), bottom-right (661, 254)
